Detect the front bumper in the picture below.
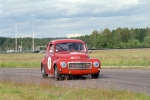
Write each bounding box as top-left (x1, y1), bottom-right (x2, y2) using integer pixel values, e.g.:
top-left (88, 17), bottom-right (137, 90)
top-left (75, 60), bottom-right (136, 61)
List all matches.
top-left (57, 58), bottom-right (101, 75)
top-left (58, 68), bottom-right (101, 75)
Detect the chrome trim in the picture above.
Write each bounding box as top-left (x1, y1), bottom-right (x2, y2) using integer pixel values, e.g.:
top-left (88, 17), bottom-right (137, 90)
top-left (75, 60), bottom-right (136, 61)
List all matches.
top-left (68, 62), bottom-right (92, 69)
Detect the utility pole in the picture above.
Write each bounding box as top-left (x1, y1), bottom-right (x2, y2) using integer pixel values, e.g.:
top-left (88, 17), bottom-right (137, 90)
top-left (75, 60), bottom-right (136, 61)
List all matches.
top-left (32, 22), bottom-right (34, 51)
top-left (15, 22), bottom-right (17, 52)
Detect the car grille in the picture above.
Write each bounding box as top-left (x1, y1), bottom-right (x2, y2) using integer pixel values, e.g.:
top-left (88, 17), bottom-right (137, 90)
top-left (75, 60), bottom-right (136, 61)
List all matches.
top-left (68, 62), bottom-right (92, 69)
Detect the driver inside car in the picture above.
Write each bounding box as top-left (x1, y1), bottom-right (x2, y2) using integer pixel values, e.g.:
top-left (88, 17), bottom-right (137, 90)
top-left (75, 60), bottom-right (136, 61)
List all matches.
top-left (69, 45), bottom-right (75, 51)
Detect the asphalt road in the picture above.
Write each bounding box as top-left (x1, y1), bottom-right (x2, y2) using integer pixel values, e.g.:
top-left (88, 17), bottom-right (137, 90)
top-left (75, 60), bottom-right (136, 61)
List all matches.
top-left (0, 68), bottom-right (150, 95)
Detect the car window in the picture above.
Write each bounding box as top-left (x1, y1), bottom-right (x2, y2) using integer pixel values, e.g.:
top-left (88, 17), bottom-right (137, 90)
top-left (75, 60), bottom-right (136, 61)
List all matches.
top-left (56, 42), bottom-right (86, 52)
top-left (49, 44), bottom-right (54, 53)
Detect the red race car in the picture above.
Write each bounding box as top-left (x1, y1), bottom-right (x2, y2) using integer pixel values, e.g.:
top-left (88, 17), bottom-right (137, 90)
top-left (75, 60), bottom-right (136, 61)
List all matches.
top-left (41, 39), bottom-right (101, 80)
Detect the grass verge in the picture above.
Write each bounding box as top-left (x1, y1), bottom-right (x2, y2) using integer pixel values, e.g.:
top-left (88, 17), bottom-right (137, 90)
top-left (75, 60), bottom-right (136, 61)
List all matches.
top-left (0, 48), bottom-right (150, 69)
top-left (90, 48), bottom-right (150, 69)
top-left (0, 80), bottom-right (150, 100)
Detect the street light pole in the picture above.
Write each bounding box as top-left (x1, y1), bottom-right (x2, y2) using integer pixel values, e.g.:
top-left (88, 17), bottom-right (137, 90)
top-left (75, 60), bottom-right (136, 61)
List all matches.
top-left (15, 22), bottom-right (17, 52)
top-left (32, 22), bottom-right (34, 51)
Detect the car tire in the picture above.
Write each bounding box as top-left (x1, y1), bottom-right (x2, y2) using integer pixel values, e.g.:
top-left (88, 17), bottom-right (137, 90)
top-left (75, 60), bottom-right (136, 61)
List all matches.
top-left (91, 73), bottom-right (99, 79)
top-left (54, 66), bottom-right (62, 81)
top-left (41, 65), bottom-right (48, 78)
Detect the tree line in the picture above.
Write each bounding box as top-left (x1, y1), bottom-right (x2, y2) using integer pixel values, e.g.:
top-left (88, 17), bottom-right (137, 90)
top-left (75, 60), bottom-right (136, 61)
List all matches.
top-left (76, 27), bottom-right (150, 49)
top-left (0, 27), bottom-right (150, 51)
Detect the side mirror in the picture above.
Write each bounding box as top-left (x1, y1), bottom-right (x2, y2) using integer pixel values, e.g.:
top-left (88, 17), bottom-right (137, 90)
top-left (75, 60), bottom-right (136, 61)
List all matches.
top-left (50, 50), bottom-right (53, 53)
top-left (45, 44), bottom-right (48, 48)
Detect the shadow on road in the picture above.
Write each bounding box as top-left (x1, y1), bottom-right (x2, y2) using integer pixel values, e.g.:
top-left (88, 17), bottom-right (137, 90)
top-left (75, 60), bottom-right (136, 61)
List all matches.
top-left (43, 74), bottom-right (109, 81)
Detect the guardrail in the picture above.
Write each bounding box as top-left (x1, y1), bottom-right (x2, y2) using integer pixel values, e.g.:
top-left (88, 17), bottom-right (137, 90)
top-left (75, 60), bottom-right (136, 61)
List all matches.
top-left (0, 51), bottom-right (40, 54)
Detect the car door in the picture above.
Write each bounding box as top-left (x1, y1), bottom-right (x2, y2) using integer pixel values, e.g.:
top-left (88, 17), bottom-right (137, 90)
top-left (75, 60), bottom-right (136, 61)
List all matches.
top-left (46, 43), bottom-right (55, 75)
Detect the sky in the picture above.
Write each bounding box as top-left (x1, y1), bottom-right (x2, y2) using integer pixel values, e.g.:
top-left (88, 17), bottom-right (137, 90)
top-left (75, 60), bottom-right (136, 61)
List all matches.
top-left (0, 0), bottom-right (150, 38)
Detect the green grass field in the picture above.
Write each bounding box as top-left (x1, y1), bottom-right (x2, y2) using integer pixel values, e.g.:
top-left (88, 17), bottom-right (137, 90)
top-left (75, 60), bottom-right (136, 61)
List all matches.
top-left (0, 49), bottom-right (150, 99)
top-left (0, 80), bottom-right (150, 100)
top-left (0, 48), bottom-right (150, 68)
top-left (90, 48), bottom-right (150, 69)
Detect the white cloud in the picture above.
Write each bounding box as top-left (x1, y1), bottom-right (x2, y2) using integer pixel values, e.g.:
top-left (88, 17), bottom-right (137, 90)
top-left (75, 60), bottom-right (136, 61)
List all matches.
top-left (0, 10), bottom-right (2, 14)
top-left (0, 0), bottom-right (149, 38)
top-left (67, 33), bottom-right (83, 38)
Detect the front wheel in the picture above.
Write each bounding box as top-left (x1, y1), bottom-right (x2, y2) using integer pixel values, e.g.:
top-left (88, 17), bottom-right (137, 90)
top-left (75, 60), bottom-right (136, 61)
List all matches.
top-left (41, 65), bottom-right (48, 78)
top-left (54, 66), bottom-right (62, 81)
top-left (91, 73), bottom-right (99, 79)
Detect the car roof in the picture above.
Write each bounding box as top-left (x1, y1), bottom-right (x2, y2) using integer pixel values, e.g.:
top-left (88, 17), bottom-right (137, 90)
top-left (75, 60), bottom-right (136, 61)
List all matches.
top-left (49, 39), bottom-right (85, 44)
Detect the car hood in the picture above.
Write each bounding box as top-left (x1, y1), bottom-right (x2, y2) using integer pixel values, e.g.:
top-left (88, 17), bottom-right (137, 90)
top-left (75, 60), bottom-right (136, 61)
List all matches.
top-left (55, 52), bottom-right (89, 60)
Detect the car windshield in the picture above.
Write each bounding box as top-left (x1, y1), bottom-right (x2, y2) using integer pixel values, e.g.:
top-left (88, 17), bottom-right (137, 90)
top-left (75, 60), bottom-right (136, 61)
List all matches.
top-left (56, 42), bottom-right (86, 53)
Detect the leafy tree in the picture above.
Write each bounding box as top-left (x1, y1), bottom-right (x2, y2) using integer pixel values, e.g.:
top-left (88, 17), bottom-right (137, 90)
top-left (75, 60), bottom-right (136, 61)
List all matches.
top-left (90, 30), bottom-right (98, 49)
top-left (143, 36), bottom-right (150, 47)
top-left (128, 39), bottom-right (141, 48)
top-left (95, 34), bottom-right (104, 48)
top-left (135, 28), bottom-right (147, 42)
top-left (114, 27), bottom-right (123, 45)
top-left (129, 28), bottom-right (136, 39)
top-left (101, 28), bottom-right (112, 48)
top-left (0, 27), bottom-right (149, 51)
top-left (121, 28), bottom-right (129, 43)
top-left (145, 27), bottom-right (150, 36)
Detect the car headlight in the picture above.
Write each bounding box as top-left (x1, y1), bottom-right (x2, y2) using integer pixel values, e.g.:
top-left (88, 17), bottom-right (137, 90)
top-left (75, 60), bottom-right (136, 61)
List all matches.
top-left (93, 61), bottom-right (99, 68)
top-left (60, 62), bottom-right (67, 68)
